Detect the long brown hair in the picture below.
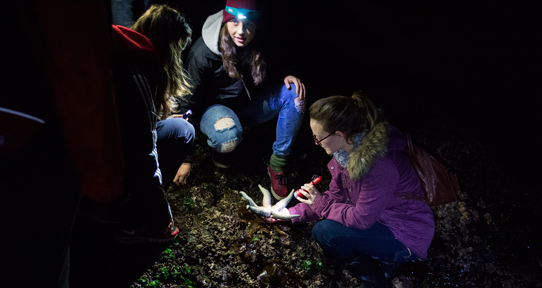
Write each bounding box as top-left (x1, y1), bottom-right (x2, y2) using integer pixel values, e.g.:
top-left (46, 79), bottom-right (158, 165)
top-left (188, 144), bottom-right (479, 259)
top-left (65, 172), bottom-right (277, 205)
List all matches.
top-left (309, 91), bottom-right (380, 144)
top-left (218, 23), bottom-right (265, 85)
top-left (131, 4), bottom-right (192, 118)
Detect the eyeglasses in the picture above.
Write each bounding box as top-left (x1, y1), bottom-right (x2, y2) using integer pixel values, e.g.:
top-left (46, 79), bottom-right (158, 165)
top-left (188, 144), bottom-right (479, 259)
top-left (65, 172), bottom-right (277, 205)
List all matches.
top-left (313, 132), bottom-right (333, 145)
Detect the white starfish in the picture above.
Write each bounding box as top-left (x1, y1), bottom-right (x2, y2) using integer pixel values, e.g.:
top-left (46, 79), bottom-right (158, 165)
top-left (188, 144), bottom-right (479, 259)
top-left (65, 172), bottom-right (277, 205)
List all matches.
top-left (239, 184), bottom-right (300, 220)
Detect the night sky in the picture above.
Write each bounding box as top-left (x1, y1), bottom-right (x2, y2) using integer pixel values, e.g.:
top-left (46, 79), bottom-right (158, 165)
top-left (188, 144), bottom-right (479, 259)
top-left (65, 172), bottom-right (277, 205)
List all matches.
top-left (177, 0), bottom-right (541, 186)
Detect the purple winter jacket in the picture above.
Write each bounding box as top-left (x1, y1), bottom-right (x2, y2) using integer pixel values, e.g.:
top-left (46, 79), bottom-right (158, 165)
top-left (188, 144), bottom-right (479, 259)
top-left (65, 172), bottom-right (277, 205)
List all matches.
top-left (288, 123), bottom-right (435, 259)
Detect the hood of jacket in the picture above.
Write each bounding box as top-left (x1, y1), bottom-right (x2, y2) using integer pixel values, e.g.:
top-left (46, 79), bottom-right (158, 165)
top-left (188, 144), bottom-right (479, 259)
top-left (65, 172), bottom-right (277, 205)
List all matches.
top-left (111, 25), bottom-right (160, 65)
top-left (345, 122), bottom-right (406, 180)
top-left (202, 11), bottom-right (224, 55)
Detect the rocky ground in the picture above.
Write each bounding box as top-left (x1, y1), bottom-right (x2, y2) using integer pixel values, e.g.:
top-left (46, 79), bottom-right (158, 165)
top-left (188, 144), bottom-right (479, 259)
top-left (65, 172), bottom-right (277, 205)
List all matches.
top-left (70, 107), bottom-right (541, 288)
top-left (118, 117), bottom-right (541, 288)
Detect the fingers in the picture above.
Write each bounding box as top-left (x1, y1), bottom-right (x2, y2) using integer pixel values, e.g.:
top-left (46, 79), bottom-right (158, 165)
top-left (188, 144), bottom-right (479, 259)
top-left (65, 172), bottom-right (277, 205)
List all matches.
top-left (167, 114), bottom-right (184, 119)
top-left (301, 183), bottom-right (314, 192)
top-left (264, 216), bottom-right (281, 223)
top-left (303, 184), bottom-right (320, 195)
top-left (283, 77), bottom-right (291, 89)
top-left (284, 75), bottom-right (306, 99)
top-left (294, 80), bottom-right (302, 98)
top-left (294, 192), bottom-right (309, 204)
top-left (174, 163), bottom-right (191, 186)
top-left (298, 81), bottom-right (306, 99)
top-left (173, 173), bottom-right (188, 186)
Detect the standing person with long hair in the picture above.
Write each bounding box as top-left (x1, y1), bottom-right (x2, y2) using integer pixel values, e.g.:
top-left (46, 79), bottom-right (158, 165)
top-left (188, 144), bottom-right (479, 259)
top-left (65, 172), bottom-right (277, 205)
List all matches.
top-left (270, 92), bottom-right (435, 287)
top-left (110, 4), bottom-right (195, 243)
top-left (177, 0), bottom-right (307, 200)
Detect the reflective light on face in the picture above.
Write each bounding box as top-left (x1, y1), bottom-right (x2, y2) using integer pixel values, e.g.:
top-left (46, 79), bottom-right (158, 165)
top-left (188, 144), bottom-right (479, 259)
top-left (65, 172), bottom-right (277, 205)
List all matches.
top-left (226, 19), bottom-right (256, 47)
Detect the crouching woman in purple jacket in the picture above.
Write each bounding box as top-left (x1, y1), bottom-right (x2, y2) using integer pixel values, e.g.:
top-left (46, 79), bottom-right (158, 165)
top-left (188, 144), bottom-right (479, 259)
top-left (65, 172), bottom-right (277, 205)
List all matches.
top-left (272, 92), bottom-right (435, 288)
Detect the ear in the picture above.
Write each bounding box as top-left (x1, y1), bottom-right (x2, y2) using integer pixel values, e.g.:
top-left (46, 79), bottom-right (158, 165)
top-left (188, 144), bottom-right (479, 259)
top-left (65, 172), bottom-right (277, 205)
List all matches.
top-left (335, 131), bottom-right (346, 141)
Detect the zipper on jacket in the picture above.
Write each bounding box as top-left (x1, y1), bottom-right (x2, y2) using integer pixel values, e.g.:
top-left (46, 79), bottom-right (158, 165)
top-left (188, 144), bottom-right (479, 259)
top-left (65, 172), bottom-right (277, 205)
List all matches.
top-left (239, 77), bottom-right (251, 100)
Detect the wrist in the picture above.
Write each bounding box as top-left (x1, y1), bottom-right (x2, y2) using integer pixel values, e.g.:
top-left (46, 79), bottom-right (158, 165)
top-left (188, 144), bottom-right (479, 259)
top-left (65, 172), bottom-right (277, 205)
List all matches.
top-left (309, 194), bottom-right (321, 207)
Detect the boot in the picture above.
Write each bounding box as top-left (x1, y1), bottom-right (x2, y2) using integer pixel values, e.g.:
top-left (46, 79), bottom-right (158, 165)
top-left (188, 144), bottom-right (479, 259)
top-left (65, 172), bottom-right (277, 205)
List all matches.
top-left (346, 254), bottom-right (391, 288)
top-left (378, 259), bottom-right (399, 282)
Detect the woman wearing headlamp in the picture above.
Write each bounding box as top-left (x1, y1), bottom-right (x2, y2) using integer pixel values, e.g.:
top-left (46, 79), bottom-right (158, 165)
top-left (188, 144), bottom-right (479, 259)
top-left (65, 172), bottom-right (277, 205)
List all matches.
top-left (179, 0), bottom-right (306, 200)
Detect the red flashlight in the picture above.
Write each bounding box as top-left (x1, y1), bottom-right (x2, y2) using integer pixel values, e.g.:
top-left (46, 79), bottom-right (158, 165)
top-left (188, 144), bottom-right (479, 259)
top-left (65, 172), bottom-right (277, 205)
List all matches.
top-left (296, 175), bottom-right (323, 198)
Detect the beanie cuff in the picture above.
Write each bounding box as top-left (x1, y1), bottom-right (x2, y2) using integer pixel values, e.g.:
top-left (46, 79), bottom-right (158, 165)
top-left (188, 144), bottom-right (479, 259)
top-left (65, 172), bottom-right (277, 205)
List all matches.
top-left (222, 2), bottom-right (260, 23)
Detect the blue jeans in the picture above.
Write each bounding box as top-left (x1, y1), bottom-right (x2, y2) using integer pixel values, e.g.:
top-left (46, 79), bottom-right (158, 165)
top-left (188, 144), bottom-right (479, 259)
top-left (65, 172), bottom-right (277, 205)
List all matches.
top-left (156, 118), bottom-right (195, 189)
top-left (311, 219), bottom-right (418, 263)
top-left (199, 84), bottom-right (304, 156)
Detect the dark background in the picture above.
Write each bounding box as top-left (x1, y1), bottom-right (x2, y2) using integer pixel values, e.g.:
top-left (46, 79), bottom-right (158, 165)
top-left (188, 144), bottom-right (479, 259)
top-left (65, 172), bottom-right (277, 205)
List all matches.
top-left (173, 0), bottom-right (541, 184)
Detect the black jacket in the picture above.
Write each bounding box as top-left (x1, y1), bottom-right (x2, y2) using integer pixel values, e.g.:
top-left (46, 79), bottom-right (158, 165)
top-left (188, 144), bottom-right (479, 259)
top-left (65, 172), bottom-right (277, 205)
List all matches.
top-left (180, 11), bottom-right (255, 125)
top-left (112, 25), bottom-right (171, 226)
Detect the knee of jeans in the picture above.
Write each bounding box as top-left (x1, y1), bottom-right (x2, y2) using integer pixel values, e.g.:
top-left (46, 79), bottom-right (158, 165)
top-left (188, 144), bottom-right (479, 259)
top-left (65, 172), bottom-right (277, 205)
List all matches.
top-left (213, 117), bottom-right (241, 153)
top-left (171, 118), bottom-right (196, 141)
top-left (281, 83), bottom-right (305, 113)
top-left (311, 220), bottom-right (331, 244)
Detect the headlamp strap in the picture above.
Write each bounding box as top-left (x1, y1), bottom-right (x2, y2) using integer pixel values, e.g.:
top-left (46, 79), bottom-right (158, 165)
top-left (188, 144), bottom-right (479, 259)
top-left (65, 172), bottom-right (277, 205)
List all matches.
top-left (225, 6), bottom-right (260, 20)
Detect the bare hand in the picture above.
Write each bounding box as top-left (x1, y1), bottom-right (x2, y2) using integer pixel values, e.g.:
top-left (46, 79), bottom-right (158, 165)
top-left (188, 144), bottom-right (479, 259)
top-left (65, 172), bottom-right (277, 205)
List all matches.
top-left (263, 215), bottom-right (283, 223)
top-left (283, 75), bottom-right (306, 100)
top-left (173, 163), bottom-right (191, 185)
top-left (263, 206), bottom-right (291, 223)
top-left (167, 114), bottom-right (184, 119)
top-left (294, 183), bottom-right (321, 205)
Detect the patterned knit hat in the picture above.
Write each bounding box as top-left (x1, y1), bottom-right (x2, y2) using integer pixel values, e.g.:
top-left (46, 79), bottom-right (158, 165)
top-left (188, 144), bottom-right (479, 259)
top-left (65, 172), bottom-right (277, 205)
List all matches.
top-left (222, 0), bottom-right (260, 23)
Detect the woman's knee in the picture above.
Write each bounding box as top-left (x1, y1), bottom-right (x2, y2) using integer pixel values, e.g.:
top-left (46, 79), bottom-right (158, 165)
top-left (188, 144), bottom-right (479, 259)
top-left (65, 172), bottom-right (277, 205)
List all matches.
top-left (281, 83), bottom-right (297, 96)
top-left (200, 105), bottom-right (243, 153)
top-left (280, 83), bottom-right (305, 113)
top-left (209, 118), bottom-right (241, 153)
top-left (157, 118), bottom-right (195, 143)
top-left (311, 219), bottom-right (337, 245)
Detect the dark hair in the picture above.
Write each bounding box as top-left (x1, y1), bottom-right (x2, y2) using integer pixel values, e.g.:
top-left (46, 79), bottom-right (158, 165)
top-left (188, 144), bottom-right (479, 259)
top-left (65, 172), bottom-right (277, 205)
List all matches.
top-left (131, 4), bottom-right (192, 118)
top-left (218, 23), bottom-right (266, 85)
top-left (309, 91), bottom-right (380, 144)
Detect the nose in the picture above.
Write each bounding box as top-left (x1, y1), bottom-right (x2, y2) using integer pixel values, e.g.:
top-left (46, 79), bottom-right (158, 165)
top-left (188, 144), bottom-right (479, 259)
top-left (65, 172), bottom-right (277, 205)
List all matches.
top-left (237, 22), bottom-right (245, 34)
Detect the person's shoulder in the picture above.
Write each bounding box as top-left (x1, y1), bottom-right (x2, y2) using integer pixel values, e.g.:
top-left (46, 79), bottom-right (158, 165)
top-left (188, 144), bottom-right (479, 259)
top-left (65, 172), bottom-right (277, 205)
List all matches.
top-left (365, 156), bottom-right (399, 182)
top-left (188, 37), bottom-right (220, 60)
top-left (188, 37), bottom-right (205, 53)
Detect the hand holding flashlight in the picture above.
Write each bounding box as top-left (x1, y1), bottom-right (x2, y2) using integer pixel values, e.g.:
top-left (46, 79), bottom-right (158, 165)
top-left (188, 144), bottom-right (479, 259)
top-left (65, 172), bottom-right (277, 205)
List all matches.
top-left (296, 175), bottom-right (322, 199)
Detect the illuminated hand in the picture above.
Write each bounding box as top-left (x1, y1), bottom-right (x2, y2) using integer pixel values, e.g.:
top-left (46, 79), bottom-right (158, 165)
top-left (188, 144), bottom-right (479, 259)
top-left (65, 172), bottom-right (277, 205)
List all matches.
top-left (240, 185), bottom-right (300, 220)
top-left (173, 163), bottom-right (191, 185)
top-left (294, 183), bottom-right (321, 205)
top-left (283, 75), bottom-right (306, 100)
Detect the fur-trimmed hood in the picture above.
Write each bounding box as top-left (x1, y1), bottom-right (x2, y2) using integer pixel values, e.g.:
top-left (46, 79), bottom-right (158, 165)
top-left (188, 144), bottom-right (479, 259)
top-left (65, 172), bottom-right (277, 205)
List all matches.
top-left (344, 122), bottom-right (407, 180)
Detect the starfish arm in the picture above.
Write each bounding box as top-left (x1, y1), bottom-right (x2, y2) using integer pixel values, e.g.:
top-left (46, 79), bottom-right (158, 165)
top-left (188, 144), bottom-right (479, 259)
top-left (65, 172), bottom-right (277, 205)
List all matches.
top-left (239, 191), bottom-right (258, 207)
top-left (271, 209), bottom-right (300, 220)
top-left (250, 206), bottom-right (272, 217)
top-left (273, 189), bottom-right (295, 211)
top-left (240, 191), bottom-right (271, 217)
top-left (257, 184), bottom-right (272, 210)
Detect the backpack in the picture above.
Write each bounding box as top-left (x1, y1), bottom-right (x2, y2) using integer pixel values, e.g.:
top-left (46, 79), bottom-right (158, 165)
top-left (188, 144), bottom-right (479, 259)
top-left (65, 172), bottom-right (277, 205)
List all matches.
top-left (401, 132), bottom-right (460, 206)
